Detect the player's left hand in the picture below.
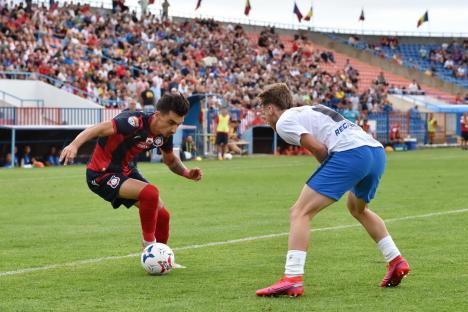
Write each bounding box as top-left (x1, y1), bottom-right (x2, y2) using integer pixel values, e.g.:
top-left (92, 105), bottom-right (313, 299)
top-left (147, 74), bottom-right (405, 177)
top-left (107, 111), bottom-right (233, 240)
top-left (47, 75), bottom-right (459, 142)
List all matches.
top-left (186, 168), bottom-right (203, 181)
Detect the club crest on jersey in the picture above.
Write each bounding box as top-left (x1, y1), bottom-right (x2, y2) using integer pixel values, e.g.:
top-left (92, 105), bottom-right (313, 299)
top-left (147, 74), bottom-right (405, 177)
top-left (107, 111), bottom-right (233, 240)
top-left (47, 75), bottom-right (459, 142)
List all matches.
top-left (128, 116), bottom-right (139, 128)
top-left (107, 175), bottom-right (120, 189)
top-left (153, 136), bottom-right (164, 147)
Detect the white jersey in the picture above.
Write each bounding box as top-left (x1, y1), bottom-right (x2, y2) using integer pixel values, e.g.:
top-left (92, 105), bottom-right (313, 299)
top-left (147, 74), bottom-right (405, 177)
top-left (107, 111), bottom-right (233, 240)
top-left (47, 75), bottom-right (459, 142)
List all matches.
top-left (276, 105), bottom-right (382, 153)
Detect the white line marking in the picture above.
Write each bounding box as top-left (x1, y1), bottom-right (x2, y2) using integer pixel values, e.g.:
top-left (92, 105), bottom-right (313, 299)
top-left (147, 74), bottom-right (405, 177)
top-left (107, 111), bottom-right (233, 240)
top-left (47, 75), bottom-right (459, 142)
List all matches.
top-left (1, 208), bottom-right (467, 277)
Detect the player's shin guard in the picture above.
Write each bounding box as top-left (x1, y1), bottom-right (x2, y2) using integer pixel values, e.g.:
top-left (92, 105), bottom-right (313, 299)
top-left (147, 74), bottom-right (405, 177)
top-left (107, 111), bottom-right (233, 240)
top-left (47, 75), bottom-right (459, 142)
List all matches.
top-left (138, 184), bottom-right (159, 243)
top-left (156, 207), bottom-right (170, 244)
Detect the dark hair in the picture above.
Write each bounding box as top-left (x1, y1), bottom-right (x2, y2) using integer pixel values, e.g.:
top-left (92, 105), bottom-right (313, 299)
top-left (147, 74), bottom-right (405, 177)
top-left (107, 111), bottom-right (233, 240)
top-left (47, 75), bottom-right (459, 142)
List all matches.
top-left (258, 83), bottom-right (293, 110)
top-left (156, 93), bottom-right (190, 116)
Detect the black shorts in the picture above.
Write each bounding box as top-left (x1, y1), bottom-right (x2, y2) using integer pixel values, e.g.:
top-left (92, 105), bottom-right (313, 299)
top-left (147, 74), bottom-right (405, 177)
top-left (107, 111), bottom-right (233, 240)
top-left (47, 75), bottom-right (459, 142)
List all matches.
top-left (462, 131), bottom-right (468, 140)
top-left (86, 169), bottom-right (148, 209)
top-left (215, 132), bottom-right (228, 145)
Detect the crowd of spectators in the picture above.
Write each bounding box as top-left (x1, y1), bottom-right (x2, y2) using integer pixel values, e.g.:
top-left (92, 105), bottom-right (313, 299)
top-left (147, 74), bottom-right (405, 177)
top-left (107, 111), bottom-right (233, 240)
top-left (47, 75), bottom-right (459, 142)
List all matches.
top-left (0, 1), bottom-right (404, 136)
top-left (0, 145), bottom-right (61, 168)
top-left (420, 41), bottom-right (467, 79)
top-left (345, 34), bottom-right (467, 81)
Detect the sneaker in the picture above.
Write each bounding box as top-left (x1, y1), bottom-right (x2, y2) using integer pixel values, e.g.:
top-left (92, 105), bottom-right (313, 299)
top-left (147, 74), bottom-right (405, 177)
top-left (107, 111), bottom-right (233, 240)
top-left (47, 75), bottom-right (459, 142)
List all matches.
top-left (380, 255), bottom-right (411, 287)
top-left (256, 276), bottom-right (304, 297)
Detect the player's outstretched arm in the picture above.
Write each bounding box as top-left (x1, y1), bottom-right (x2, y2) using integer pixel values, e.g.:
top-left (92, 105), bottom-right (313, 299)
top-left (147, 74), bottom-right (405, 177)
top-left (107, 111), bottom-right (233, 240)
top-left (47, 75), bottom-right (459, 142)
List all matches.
top-left (161, 150), bottom-right (203, 181)
top-left (60, 121), bottom-right (115, 165)
top-left (300, 133), bottom-right (328, 163)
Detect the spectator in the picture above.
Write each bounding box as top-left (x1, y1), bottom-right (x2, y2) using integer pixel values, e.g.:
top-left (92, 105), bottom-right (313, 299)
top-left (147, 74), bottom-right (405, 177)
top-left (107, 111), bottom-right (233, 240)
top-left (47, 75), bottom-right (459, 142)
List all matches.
top-left (125, 98), bottom-right (142, 112)
top-left (3, 146), bottom-right (19, 168)
top-left (389, 123), bottom-right (403, 145)
top-left (3, 148), bottom-right (19, 168)
top-left (21, 145), bottom-right (44, 168)
top-left (214, 107), bottom-right (230, 160)
top-left (45, 146), bottom-right (61, 166)
top-left (161, 0), bottom-right (170, 21)
top-left (376, 72), bottom-right (388, 86)
top-left (141, 87), bottom-right (156, 113)
top-left (408, 80), bottom-right (422, 95)
top-left (461, 113), bottom-right (468, 150)
top-left (409, 106), bottom-right (420, 119)
top-left (181, 135), bottom-right (197, 161)
top-left (342, 103), bottom-right (360, 124)
top-left (21, 145), bottom-right (33, 168)
top-left (227, 120), bottom-right (244, 155)
top-left (427, 113), bottom-right (437, 145)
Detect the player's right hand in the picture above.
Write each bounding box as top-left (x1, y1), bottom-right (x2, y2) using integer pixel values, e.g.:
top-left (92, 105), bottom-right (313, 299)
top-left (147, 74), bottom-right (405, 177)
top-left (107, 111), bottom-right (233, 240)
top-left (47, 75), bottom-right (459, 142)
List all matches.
top-left (60, 144), bottom-right (78, 165)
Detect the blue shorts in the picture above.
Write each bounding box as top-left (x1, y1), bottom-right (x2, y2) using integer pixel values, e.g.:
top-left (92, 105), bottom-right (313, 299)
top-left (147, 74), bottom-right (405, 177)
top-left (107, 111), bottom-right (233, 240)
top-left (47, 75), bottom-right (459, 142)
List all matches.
top-left (307, 146), bottom-right (386, 203)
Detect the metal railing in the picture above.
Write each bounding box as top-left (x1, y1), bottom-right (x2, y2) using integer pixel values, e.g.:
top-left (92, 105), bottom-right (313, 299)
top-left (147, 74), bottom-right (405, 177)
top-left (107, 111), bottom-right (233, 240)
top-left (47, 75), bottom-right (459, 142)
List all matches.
top-left (0, 90), bottom-right (45, 108)
top-left (0, 107), bottom-right (121, 126)
top-left (0, 71), bottom-right (125, 107)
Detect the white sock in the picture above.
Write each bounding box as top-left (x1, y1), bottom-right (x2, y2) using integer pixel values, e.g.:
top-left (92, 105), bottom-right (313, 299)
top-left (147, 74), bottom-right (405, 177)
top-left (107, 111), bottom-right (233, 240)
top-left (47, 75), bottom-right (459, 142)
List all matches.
top-left (284, 250), bottom-right (307, 277)
top-left (377, 235), bottom-right (401, 263)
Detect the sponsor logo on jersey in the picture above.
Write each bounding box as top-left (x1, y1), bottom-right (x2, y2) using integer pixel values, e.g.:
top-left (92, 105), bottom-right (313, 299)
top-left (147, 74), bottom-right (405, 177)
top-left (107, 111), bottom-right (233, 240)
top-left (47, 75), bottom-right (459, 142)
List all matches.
top-left (334, 121), bottom-right (357, 136)
top-left (107, 175), bottom-right (121, 189)
top-left (128, 116), bottom-right (139, 128)
top-left (153, 136), bottom-right (164, 147)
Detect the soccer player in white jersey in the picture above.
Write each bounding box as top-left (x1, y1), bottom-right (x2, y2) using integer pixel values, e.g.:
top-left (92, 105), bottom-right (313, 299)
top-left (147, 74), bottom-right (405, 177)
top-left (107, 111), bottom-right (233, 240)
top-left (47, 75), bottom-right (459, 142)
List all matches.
top-left (255, 83), bottom-right (410, 297)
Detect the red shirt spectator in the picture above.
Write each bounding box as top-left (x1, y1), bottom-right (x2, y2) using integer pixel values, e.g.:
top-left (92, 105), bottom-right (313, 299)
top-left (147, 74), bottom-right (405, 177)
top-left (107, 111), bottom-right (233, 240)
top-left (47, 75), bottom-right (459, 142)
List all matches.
top-left (116, 65), bottom-right (127, 78)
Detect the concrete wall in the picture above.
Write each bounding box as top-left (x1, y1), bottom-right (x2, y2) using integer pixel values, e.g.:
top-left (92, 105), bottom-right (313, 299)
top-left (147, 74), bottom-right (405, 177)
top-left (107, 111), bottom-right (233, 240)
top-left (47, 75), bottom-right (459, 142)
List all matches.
top-left (0, 80), bottom-right (102, 108)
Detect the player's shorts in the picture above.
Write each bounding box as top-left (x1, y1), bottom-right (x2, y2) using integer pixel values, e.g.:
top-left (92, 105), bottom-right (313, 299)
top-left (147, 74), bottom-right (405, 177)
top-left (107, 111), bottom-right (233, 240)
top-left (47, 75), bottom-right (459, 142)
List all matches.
top-left (306, 146), bottom-right (386, 203)
top-left (462, 131), bottom-right (468, 140)
top-left (86, 169), bottom-right (148, 209)
top-left (215, 132), bottom-right (228, 145)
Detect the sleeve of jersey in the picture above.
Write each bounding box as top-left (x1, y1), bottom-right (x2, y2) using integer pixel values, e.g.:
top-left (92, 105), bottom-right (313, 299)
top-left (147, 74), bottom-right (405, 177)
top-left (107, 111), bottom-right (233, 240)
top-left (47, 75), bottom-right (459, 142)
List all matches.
top-left (160, 136), bottom-right (173, 153)
top-left (276, 117), bottom-right (310, 146)
top-left (113, 114), bottom-right (142, 135)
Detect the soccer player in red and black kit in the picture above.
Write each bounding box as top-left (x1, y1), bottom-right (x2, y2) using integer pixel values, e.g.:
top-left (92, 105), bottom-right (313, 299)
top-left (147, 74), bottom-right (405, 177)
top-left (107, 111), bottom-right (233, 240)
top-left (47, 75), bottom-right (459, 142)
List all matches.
top-left (59, 94), bottom-right (203, 248)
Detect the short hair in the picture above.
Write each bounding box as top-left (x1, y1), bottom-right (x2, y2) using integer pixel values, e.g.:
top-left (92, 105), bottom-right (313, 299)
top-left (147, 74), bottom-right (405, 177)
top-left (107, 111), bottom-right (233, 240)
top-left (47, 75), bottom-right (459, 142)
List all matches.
top-left (156, 93), bottom-right (189, 116)
top-left (258, 83), bottom-right (293, 110)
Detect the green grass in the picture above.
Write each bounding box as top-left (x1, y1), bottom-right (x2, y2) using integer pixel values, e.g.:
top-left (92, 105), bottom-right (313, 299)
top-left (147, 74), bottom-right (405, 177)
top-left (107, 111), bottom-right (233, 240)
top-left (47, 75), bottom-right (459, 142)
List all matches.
top-left (1, 149), bottom-right (468, 311)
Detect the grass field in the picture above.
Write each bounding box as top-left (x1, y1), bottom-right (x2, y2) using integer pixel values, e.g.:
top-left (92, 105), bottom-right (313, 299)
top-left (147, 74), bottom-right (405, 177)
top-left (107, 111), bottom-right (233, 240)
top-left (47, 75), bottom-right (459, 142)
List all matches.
top-left (1, 149), bottom-right (468, 311)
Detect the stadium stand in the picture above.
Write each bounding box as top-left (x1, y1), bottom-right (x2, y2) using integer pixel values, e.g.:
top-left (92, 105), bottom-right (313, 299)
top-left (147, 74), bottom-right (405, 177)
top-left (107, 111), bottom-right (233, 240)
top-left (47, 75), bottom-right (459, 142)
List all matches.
top-left (329, 34), bottom-right (468, 89)
top-left (1, 0), bottom-right (467, 166)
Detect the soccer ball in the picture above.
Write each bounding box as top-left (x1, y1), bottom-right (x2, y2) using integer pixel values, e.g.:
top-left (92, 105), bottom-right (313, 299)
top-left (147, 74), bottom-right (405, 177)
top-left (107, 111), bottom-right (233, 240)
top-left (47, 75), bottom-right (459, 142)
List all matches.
top-left (141, 243), bottom-right (175, 275)
top-left (224, 153), bottom-right (233, 160)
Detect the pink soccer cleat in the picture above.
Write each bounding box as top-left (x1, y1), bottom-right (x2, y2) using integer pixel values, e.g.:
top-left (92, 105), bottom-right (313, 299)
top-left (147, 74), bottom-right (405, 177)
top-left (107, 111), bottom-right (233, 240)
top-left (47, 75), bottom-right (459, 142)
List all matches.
top-left (256, 276), bottom-right (304, 297)
top-left (380, 255), bottom-right (411, 287)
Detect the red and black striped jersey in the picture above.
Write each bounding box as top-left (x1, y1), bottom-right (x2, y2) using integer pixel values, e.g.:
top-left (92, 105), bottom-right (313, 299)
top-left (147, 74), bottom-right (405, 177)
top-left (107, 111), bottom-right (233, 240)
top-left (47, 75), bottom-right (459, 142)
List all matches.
top-left (87, 111), bottom-right (173, 175)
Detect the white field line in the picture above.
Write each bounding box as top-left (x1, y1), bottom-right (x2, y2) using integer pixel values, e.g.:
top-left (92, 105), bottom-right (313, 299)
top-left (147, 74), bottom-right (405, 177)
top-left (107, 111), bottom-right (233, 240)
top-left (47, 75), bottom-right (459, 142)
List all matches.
top-left (1, 208), bottom-right (467, 277)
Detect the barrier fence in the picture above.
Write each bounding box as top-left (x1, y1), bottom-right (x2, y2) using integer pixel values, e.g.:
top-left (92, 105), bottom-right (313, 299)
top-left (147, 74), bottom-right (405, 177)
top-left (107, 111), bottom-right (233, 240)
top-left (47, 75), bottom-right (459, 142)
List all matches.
top-left (0, 107), bottom-right (121, 126)
top-left (0, 107), bottom-right (463, 145)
